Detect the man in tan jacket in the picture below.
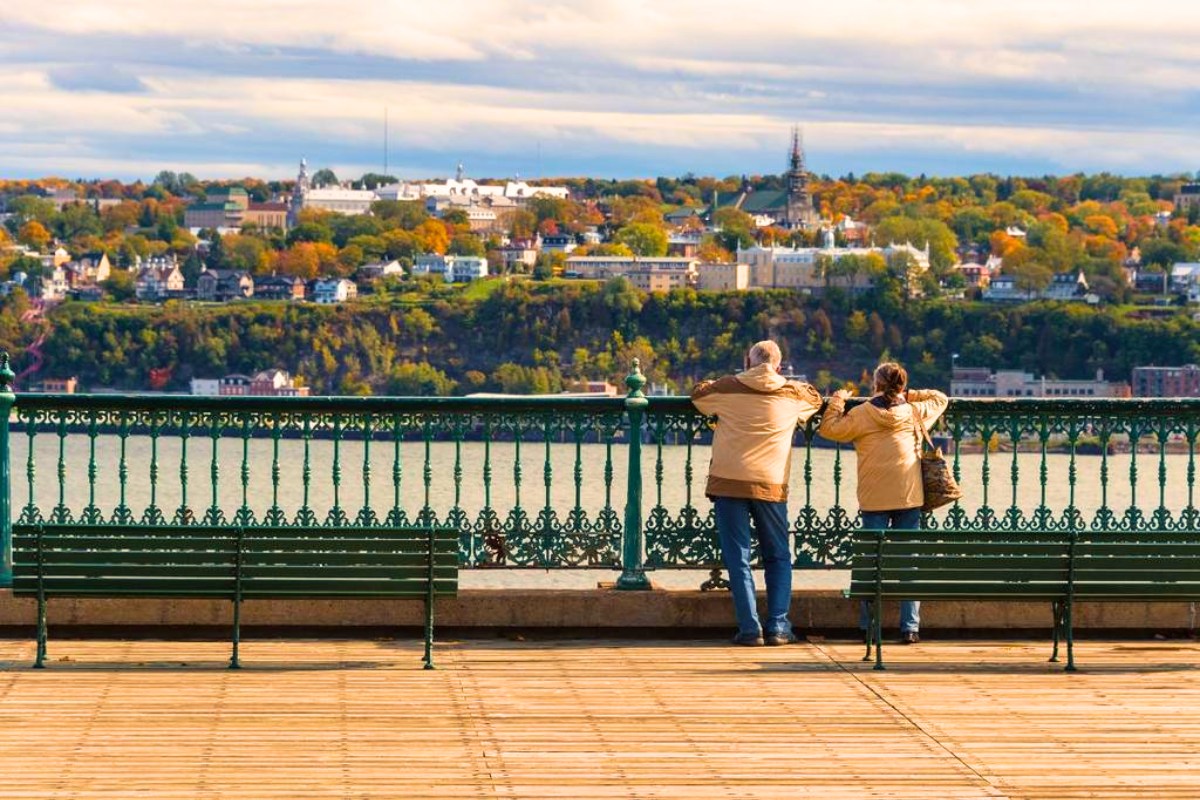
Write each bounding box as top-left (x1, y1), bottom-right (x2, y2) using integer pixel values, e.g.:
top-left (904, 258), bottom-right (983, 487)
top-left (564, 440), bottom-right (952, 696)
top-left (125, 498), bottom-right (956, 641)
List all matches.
top-left (691, 341), bottom-right (822, 645)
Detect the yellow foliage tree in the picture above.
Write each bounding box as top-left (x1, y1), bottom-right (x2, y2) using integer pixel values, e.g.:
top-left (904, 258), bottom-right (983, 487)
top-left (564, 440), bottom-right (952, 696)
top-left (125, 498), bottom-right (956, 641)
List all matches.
top-left (18, 220), bottom-right (51, 250)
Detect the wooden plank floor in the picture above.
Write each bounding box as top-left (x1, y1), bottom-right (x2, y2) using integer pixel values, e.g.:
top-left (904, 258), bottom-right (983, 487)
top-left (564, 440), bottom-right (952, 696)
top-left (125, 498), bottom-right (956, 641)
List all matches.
top-left (2, 637), bottom-right (1200, 798)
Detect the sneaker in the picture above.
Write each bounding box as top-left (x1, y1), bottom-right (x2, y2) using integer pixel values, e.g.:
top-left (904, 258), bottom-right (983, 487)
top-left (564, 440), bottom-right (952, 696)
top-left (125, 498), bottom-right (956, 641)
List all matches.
top-left (900, 631), bottom-right (920, 645)
top-left (731, 632), bottom-right (765, 646)
top-left (765, 631), bottom-right (798, 646)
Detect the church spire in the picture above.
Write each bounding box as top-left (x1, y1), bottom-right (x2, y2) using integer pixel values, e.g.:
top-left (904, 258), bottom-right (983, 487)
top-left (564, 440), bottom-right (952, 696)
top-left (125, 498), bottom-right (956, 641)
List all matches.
top-left (783, 126), bottom-right (817, 230)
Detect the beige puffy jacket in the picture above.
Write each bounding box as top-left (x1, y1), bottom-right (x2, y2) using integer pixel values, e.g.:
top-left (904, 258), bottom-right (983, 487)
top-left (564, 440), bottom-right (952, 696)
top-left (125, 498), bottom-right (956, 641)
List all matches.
top-left (817, 389), bottom-right (949, 512)
top-left (691, 364), bottom-right (822, 502)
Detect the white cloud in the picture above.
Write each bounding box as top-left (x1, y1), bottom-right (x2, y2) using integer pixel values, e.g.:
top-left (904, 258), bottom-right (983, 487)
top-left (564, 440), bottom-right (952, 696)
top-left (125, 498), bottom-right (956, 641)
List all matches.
top-left (2, 0), bottom-right (1198, 177)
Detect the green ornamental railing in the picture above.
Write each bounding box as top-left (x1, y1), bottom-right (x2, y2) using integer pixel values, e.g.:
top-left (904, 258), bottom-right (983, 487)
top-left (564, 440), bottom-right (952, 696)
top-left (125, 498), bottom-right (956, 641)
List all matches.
top-left (1, 353), bottom-right (1199, 590)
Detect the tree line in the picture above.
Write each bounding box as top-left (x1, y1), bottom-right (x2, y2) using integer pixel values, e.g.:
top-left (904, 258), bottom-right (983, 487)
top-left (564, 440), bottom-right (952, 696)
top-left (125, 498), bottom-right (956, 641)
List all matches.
top-left (3, 279), bottom-right (1194, 395)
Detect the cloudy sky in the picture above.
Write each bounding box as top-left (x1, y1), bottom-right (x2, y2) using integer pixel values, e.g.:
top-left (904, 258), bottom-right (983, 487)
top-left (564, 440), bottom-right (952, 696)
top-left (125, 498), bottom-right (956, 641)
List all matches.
top-left (3, 0), bottom-right (1199, 181)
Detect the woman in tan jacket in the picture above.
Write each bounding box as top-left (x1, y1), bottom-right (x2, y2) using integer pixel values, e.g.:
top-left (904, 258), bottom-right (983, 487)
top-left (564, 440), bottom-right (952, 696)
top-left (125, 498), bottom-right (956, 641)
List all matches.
top-left (818, 362), bottom-right (949, 644)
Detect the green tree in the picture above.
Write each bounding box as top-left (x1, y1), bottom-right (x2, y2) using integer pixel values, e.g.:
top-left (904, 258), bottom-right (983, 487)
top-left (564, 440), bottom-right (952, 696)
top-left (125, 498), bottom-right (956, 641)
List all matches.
top-left (386, 362), bottom-right (457, 396)
top-left (614, 222), bottom-right (668, 257)
top-left (448, 233), bottom-right (486, 257)
top-left (102, 270), bottom-right (137, 302)
top-left (311, 168), bottom-right (339, 188)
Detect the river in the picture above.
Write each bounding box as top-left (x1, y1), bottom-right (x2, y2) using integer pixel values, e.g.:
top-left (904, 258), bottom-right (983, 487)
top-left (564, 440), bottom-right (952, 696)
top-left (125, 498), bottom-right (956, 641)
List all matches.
top-left (12, 436), bottom-right (1197, 526)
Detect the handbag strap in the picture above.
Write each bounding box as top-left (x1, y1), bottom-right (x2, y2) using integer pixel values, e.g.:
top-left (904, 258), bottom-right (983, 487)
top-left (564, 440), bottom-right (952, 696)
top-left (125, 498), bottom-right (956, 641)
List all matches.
top-left (913, 403), bottom-right (936, 453)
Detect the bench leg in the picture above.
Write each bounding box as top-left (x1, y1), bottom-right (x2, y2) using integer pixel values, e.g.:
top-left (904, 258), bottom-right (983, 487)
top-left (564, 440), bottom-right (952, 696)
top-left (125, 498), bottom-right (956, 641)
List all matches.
top-left (229, 596), bottom-right (241, 670)
top-left (861, 600), bottom-right (873, 662)
top-left (1064, 599), bottom-right (1077, 673)
top-left (873, 598), bottom-right (886, 671)
top-left (422, 596), bottom-right (435, 671)
top-left (33, 594), bottom-right (47, 669)
top-left (1049, 601), bottom-right (1061, 663)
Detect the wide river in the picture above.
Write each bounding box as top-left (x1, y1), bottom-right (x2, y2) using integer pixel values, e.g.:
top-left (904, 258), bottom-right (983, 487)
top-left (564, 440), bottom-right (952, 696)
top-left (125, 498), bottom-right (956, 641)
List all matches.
top-left (12, 436), bottom-right (1197, 527)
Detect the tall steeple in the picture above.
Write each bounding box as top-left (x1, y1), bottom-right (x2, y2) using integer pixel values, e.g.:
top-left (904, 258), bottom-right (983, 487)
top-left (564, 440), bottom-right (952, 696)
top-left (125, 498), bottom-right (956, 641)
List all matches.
top-left (289, 157), bottom-right (311, 227)
top-left (789, 127), bottom-right (803, 174)
top-left (784, 127), bottom-right (817, 230)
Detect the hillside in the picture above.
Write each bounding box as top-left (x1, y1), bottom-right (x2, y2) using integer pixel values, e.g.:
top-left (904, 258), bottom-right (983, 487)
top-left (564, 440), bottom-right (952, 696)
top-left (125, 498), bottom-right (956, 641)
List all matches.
top-left (10, 282), bottom-right (1197, 395)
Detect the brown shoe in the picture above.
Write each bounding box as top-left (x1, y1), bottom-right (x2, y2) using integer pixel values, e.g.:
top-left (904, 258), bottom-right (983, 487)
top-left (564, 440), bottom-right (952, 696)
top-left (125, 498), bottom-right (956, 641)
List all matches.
top-left (900, 631), bottom-right (920, 645)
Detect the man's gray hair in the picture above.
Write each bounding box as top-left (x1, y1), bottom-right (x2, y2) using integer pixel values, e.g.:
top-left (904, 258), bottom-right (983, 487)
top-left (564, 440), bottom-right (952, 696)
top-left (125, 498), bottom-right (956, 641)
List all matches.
top-left (747, 340), bottom-right (782, 369)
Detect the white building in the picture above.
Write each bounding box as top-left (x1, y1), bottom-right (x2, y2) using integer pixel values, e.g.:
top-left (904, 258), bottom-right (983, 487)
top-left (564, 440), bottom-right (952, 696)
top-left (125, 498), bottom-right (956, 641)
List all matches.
top-left (189, 378), bottom-right (220, 396)
top-left (951, 367), bottom-right (1129, 398)
top-left (288, 159), bottom-right (378, 224)
top-left (357, 260), bottom-right (404, 280)
top-left (540, 234), bottom-right (577, 255)
top-left (311, 278), bottom-right (358, 304)
top-left (412, 255), bottom-right (490, 282)
top-left (736, 241), bottom-right (930, 291)
top-left (377, 163), bottom-right (569, 205)
top-left (1171, 263), bottom-right (1200, 303)
top-left (38, 265), bottom-right (70, 301)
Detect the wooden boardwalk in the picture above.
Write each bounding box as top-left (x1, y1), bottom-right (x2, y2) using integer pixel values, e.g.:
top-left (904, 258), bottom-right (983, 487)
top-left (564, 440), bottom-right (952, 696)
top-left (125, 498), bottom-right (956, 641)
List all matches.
top-left (3, 637), bottom-right (1200, 798)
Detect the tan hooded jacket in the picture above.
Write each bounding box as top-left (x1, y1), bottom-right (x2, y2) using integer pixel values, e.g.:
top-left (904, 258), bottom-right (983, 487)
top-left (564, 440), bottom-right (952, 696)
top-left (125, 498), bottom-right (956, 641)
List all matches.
top-left (690, 364), bottom-right (822, 502)
top-left (817, 389), bottom-right (949, 512)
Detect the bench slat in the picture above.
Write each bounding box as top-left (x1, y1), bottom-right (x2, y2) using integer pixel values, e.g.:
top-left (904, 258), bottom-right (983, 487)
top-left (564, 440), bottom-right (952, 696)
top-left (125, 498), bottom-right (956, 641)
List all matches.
top-left (10, 524), bottom-right (460, 600)
top-left (15, 551), bottom-right (458, 568)
top-left (12, 578), bottom-right (453, 597)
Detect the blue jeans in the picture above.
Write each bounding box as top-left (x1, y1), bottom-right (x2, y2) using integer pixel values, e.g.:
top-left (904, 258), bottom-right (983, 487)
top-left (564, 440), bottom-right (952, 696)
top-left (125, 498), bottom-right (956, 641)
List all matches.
top-left (859, 508), bottom-right (921, 634)
top-left (714, 497), bottom-right (793, 637)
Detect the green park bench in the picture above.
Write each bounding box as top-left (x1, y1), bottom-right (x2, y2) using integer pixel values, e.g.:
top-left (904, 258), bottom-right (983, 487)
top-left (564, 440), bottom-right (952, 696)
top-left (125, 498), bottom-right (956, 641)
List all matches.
top-left (11, 524), bottom-right (459, 670)
top-left (848, 528), bottom-right (1200, 671)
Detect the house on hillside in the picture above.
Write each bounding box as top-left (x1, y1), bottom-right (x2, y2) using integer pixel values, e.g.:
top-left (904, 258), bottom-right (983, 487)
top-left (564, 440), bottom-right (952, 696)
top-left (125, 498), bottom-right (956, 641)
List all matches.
top-left (255, 274), bottom-right (307, 300)
top-left (1171, 263), bottom-right (1200, 303)
top-left (356, 260), bottom-right (404, 281)
top-left (539, 234), bottom-right (576, 255)
top-left (196, 269), bottom-right (254, 302)
top-left (134, 262), bottom-right (186, 301)
top-left (1043, 270), bottom-right (1089, 301)
top-left (981, 275), bottom-right (1028, 302)
top-left (311, 277), bottom-right (357, 304)
top-left (65, 252), bottom-right (111, 287)
top-left (251, 369), bottom-right (309, 397)
top-left (412, 255), bottom-right (489, 282)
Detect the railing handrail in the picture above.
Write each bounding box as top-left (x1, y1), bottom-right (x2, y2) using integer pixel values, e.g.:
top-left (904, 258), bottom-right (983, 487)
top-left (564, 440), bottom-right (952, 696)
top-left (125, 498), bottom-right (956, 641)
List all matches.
top-left (12, 393), bottom-right (629, 415)
top-left (16, 392), bottom-right (1200, 416)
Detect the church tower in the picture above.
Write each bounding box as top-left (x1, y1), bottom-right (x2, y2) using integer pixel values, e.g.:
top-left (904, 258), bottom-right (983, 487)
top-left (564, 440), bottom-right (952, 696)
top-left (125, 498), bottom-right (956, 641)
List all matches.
top-left (288, 157), bottom-right (311, 227)
top-left (783, 128), bottom-right (818, 230)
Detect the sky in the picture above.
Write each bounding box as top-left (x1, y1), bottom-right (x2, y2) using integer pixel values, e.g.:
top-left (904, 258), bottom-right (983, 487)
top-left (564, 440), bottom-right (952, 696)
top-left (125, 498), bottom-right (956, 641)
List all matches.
top-left (2, 0), bottom-right (1199, 182)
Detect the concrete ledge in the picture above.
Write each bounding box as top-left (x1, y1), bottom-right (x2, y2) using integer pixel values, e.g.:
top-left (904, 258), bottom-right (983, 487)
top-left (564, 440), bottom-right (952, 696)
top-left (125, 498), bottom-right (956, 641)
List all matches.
top-left (2, 589), bottom-right (1196, 632)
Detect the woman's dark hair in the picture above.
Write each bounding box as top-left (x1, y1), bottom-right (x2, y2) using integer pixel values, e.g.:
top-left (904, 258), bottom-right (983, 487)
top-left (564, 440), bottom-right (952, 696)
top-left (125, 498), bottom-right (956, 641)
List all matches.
top-left (873, 362), bottom-right (908, 404)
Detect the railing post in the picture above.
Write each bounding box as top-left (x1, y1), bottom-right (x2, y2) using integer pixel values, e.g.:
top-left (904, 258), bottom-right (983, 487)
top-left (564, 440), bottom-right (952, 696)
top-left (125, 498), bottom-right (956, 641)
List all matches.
top-left (0, 352), bottom-right (15, 588)
top-left (616, 359), bottom-right (652, 590)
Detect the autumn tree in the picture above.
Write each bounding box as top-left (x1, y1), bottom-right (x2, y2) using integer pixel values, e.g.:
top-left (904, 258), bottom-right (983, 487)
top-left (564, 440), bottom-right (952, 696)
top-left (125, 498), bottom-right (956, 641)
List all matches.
top-left (614, 223), bottom-right (668, 257)
top-left (18, 220), bottom-right (51, 250)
